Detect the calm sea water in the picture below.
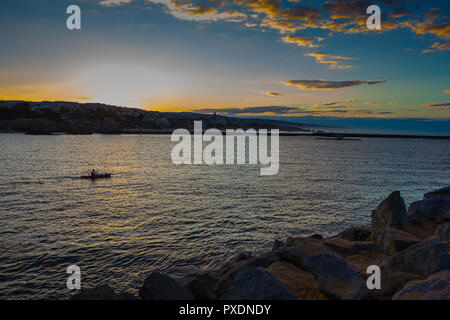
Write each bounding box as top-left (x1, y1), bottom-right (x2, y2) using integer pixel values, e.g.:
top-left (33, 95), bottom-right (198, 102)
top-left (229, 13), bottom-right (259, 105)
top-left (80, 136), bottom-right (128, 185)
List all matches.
top-left (0, 133), bottom-right (449, 299)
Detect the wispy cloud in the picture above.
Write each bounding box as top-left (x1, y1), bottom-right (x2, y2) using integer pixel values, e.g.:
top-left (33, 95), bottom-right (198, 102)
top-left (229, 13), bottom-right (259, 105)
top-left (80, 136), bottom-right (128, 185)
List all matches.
top-left (266, 92), bottom-right (283, 97)
top-left (422, 42), bottom-right (450, 53)
top-left (426, 102), bottom-right (450, 110)
top-left (193, 106), bottom-right (299, 115)
top-left (282, 79), bottom-right (386, 90)
top-left (281, 35), bottom-right (324, 48)
top-left (100, 0), bottom-right (132, 7)
top-left (305, 52), bottom-right (357, 69)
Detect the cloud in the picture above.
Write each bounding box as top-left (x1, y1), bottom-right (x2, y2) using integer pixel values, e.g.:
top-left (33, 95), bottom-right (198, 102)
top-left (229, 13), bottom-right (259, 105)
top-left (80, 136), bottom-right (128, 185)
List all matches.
top-left (389, 7), bottom-right (413, 19)
top-left (426, 102), bottom-right (450, 110)
top-left (411, 9), bottom-right (450, 40)
top-left (193, 106), bottom-right (300, 115)
top-left (98, 1), bottom-right (447, 66)
top-left (323, 0), bottom-right (369, 20)
top-left (281, 35), bottom-right (323, 48)
top-left (422, 42), bottom-right (450, 53)
top-left (145, 0), bottom-right (248, 22)
top-left (100, 0), bottom-right (132, 7)
top-left (445, 89), bottom-right (450, 94)
top-left (235, 0), bottom-right (321, 33)
top-left (283, 79), bottom-right (386, 90)
top-left (266, 92), bottom-right (283, 97)
top-left (364, 101), bottom-right (382, 105)
top-left (305, 52), bottom-right (356, 69)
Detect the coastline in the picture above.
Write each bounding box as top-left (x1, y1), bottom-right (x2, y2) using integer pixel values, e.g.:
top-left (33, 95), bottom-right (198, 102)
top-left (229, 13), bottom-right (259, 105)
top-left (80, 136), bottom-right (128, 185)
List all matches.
top-left (71, 187), bottom-right (450, 300)
top-left (1, 130), bottom-right (450, 140)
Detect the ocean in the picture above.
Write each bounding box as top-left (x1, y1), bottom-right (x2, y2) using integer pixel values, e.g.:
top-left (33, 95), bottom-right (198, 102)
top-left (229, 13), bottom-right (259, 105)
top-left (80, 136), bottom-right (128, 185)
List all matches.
top-left (0, 133), bottom-right (449, 299)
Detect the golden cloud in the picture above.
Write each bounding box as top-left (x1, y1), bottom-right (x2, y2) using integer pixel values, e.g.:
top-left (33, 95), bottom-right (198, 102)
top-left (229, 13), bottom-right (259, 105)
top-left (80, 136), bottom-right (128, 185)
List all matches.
top-left (281, 35), bottom-right (324, 48)
top-left (305, 52), bottom-right (357, 69)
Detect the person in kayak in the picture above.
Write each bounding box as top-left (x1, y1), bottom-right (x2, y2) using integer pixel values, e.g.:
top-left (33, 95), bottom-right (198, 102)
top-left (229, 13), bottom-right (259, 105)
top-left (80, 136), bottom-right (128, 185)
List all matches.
top-left (90, 169), bottom-right (96, 176)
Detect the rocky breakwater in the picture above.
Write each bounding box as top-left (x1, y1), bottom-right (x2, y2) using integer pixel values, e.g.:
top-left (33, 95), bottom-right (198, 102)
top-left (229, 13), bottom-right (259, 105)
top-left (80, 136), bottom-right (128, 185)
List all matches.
top-left (71, 187), bottom-right (450, 300)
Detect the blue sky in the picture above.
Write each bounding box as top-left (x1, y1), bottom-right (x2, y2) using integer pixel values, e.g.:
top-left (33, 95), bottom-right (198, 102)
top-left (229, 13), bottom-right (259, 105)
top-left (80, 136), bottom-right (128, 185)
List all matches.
top-left (0, 0), bottom-right (449, 133)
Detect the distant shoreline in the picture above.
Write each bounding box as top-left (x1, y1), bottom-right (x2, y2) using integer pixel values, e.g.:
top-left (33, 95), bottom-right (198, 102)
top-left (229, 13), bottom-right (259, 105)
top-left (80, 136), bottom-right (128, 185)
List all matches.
top-left (1, 130), bottom-right (449, 140)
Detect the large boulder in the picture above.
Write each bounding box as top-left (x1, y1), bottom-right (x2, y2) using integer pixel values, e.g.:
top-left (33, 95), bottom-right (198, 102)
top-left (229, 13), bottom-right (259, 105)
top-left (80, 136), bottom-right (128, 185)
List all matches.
top-left (338, 226), bottom-right (372, 242)
top-left (312, 253), bottom-right (368, 300)
top-left (278, 243), bottom-right (368, 299)
top-left (267, 262), bottom-right (328, 300)
top-left (221, 267), bottom-right (297, 300)
top-left (375, 228), bottom-right (420, 256)
top-left (180, 271), bottom-right (218, 300)
top-left (378, 239), bottom-right (450, 296)
top-left (371, 191), bottom-right (408, 240)
top-left (436, 222), bottom-right (450, 241)
top-left (408, 196), bottom-right (450, 225)
top-left (70, 284), bottom-right (137, 300)
top-left (278, 241), bottom-right (334, 268)
top-left (139, 272), bottom-right (193, 300)
top-left (424, 187), bottom-right (450, 200)
top-left (393, 270), bottom-right (450, 300)
top-left (214, 253), bottom-right (279, 298)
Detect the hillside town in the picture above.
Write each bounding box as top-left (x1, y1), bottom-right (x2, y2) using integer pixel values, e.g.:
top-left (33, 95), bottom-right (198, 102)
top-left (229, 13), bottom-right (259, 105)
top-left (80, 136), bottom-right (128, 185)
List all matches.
top-left (0, 101), bottom-right (308, 134)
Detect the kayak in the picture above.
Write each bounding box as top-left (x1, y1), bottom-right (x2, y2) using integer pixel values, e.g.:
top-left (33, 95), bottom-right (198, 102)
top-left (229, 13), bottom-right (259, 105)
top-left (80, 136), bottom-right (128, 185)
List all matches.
top-left (80, 173), bottom-right (112, 179)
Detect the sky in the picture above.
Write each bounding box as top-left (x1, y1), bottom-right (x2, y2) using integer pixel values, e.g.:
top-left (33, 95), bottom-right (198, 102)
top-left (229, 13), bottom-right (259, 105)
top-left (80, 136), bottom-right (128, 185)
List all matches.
top-left (0, 0), bottom-right (449, 132)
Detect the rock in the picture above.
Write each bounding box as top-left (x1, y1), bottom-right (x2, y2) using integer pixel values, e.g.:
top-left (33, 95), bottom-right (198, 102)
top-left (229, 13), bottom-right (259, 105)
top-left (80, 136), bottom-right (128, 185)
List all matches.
top-left (221, 267), bottom-right (297, 300)
top-left (278, 243), bottom-right (368, 299)
top-left (214, 253), bottom-right (279, 298)
top-left (308, 234), bottom-right (324, 240)
top-left (338, 226), bottom-right (372, 241)
top-left (139, 272), bottom-right (193, 300)
top-left (227, 251), bottom-right (253, 264)
top-left (379, 239), bottom-right (450, 296)
top-left (180, 271), bottom-right (218, 300)
top-left (313, 254), bottom-right (368, 300)
top-left (346, 253), bottom-right (387, 274)
top-left (407, 221), bottom-right (438, 240)
top-left (272, 239), bottom-right (284, 252)
top-left (408, 197), bottom-right (450, 225)
top-left (278, 241), bottom-right (333, 269)
top-left (393, 270), bottom-right (450, 300)
top-left (70, 284), bottom-right (137, 300)
top-left (267, 262), bottom-right (328, 300)
top-left (284, 236), bottom-right (320, 247)
top-left (371, 191), bottom-right (408, 240)
top-left (245, 252), bottom-right (280, 268)
top-left (215, 265), bottom-right (247, 298)
top-left (117, 291), bottom-right (139, 300)
top-left (436, 222), bottom-right (450, 241)
top-left (424, 187), bottom-right (450, 200)
top-left (375, 228), bottom-right (420, 256)
top-left (322, 237), bottom-right (374, 256)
